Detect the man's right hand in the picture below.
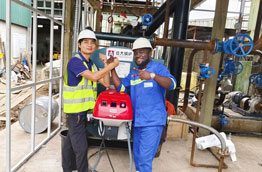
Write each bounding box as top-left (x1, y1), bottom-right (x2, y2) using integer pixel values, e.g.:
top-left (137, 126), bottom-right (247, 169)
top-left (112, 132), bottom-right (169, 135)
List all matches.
top-left (113, 57), bottom-right (119, 67)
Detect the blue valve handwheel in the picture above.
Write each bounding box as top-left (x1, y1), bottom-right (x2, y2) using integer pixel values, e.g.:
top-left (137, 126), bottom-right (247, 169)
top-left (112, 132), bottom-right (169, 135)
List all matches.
top-left (200, 66), bottom-right (215, 79)
top-left (230, 33), bottom-right (253, 57)
top-left (142, 14), bottom-right (153, 26)
top-left (232, 61), bottom-right (243, 75)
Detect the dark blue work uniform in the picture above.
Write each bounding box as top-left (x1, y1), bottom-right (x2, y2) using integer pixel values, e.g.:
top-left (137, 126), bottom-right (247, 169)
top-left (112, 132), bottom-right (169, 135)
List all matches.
top-left (116, 60), bottom-right (176, 172)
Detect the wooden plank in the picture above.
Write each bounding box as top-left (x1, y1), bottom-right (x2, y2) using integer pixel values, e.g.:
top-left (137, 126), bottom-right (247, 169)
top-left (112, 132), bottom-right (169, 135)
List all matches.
top-left (0, 84), bottom-right (44, 116)
top-left (167, 110), bottom-right (189, 140)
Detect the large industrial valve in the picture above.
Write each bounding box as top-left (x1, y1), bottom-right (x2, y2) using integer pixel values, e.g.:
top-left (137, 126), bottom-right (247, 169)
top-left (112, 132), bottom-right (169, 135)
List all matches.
top-left (215, 33), bottom-right (253, 57)
top-left (142, 14), bottom-right (153, 26)
top-left (199, 64), bottom-right (215, 79)
top-left (223, 59), bottom-right (244, 75)
top-left (249, 73), bottom-right (262, 88)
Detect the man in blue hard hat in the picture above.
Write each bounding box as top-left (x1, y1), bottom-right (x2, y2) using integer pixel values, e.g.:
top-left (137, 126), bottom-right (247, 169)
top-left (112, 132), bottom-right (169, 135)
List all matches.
top-left (111, 37), bottom-right (177, 172)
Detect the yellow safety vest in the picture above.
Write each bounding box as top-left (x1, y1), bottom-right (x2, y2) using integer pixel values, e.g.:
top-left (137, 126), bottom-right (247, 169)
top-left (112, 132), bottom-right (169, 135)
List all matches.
top-left (63, 55), bottom-right (98, 113)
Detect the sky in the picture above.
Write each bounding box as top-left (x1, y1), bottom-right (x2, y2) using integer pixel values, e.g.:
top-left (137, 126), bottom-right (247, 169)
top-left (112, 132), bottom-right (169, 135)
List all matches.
top-left (189, 0), bottom-right (251, 20)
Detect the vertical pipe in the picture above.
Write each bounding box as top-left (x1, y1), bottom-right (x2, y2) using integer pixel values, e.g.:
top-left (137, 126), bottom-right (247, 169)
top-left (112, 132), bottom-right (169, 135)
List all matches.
top-left (166, 0), bottom-right (190, 110)
top-left (236, 0), bottom-right (246, 34)
top-left (254, 0), bottom-right (262, 42)
top-left (5, 0), bottom-right (11, 171)
top-left (73, 0), bottom-right (80, 52)
top-left (84, 0), bottom-right (87, 30)
top-left (31, 0), bottom-right (38, 151)
top-left (59, 0), bottom-right (65, 128)
top-left (190, 78), bottom-right (204, 165)
top-left (182, 49), bottom-right (199, 112)
top-left (161, 0), bottom-right (170, 60)
top-left (47, 0), bottom-right (55, 137)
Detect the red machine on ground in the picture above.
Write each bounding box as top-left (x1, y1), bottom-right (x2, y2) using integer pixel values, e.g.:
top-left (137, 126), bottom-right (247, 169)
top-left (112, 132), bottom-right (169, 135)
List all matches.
top-left (93, 89), bottom-right (133, 127)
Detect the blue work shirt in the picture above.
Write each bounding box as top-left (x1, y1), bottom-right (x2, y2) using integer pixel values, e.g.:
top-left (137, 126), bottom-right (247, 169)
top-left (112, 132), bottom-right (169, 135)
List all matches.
top-left (66, 52), bottom-right (98, 115)
top-left (116, 60), bottom-right (177, 127)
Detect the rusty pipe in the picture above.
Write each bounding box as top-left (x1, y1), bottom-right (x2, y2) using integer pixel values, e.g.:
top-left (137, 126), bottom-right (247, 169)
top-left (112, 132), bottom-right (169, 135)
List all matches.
top-left (190, 79), bottom-right (204, 164)
top-left (154, 37), bottom-right (216, 51)
top-left (182, 49), bottom-right (200, 112)
top-left (162, 0), bottom-right (170, 39)
top-left (253, 34), bottom-right (262, 51)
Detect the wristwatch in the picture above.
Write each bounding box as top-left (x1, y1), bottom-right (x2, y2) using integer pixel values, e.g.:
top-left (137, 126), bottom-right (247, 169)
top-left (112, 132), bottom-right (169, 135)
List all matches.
top-left (150, 72), bottom-right (156, 80)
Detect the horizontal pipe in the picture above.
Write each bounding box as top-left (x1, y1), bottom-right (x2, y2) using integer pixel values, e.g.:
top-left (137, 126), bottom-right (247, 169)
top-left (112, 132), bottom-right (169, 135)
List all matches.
top-left (95, 32), bottom-right (218, 51)
top-left (167, 117), bottom-right (227, 153)
top-left (155, 37), bottom-right (216, 51)
top-left (95, 32), bottom-right (143, 43)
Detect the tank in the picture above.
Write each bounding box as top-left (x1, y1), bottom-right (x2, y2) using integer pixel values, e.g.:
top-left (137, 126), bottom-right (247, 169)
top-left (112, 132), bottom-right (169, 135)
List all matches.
top-left (18, 96), bottom-right (59, 133)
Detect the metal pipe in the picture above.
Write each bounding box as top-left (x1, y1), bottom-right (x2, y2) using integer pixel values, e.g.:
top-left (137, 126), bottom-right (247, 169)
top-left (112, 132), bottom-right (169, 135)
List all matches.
top-left (253, 34), bottom-right (262, 50)
top-left (5, 0), bottom-right (11, 171)
top-left (166, 0), bottom-right (190, 110)
top-left (47, 0), bottom-right (55, 137)
top-left (155, 37), bottom-right (216, 51)
top-left (59, 0), bottom-right (65, 129)
top-left (190, 78), bottom-right (204, 165)
top-left (95, 32), bottom-right (147, 43)
top-left (145, 0), bottom-right (176, 36)
top-left (73, 0), bottom-right (80, 52)
top-left (167, 117), bottom-right (227, 153)
top-left (162, 0), bottom-right (170, 39)
top-left (182, 49), bottom-right (200, 112)
top-left (254, 0), bottom-right (262, 42)
top-left (161, 0), bottom-right (170, 60)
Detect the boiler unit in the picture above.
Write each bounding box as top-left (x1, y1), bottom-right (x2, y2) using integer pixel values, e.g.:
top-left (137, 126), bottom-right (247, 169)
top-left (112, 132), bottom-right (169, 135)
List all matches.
top-left (93, 89), bottom-right (133, 140)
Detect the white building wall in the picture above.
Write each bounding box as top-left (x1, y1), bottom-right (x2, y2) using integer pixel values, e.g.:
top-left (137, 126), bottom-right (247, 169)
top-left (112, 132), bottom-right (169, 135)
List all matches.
top-left (0, 21), bottom-right (30, 64)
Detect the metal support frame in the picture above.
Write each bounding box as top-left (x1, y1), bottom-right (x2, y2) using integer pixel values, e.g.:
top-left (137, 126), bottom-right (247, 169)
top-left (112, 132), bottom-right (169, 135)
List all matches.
top-left (5, 0), bottom-right (65, 171)
top-left (167, 117), bottom-right (228, 172)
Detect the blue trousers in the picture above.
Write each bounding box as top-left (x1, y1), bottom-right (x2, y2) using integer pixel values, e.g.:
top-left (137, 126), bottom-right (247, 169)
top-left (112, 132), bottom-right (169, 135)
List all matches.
top-left (133, 126), bottom-right (163, 172)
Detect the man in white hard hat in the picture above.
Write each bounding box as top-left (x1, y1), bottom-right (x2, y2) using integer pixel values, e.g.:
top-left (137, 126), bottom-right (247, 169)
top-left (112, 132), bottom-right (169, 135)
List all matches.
top-left (111, 37), bottom-right (177, 172)
top-left (62, 29), bottom-right (119, 172)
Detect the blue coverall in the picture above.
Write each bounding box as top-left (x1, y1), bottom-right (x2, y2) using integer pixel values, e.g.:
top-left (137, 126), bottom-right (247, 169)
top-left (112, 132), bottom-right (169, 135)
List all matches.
top-left (116, 60), bottom-right (176, 172)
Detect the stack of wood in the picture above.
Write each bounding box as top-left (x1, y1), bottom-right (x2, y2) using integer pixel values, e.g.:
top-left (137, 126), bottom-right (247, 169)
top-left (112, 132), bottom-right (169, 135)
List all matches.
top-left (12, 61), bottom-right (31, 80)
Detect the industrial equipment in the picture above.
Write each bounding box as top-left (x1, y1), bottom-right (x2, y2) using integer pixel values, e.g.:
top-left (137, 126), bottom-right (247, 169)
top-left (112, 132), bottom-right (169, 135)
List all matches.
top-left (199, 64), bottom-right (215, 79)
top-left (215, 33), bottom-right (253, 57)
top-left (249, 73), bottom-right (262, 88)
top-left (88, 89), bottom-right (133, 172)
top-left (93, 89), bottom-right (133, 138)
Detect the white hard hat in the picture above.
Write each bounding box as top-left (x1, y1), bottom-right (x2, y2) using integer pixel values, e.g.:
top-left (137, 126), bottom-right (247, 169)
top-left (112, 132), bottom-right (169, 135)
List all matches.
top-left (132, 37), bottom-right (152, 50)
top-left (77, 29), bottom-right (97, 42)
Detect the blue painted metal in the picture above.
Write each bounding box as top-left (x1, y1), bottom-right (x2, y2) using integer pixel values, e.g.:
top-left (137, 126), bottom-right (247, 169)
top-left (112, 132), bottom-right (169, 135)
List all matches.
top-left (142, 14), bottom-right (153, 26)
top-left (249, 73), bottom-right (262, 88)
top-left (215, 34), bottom-right (253, 57)
top-left (219, 115), bottom-right (228, 126)
top-left (223, 59), bottom-right (243, 75)
top-left (199, 64), bottom-right (215, 79)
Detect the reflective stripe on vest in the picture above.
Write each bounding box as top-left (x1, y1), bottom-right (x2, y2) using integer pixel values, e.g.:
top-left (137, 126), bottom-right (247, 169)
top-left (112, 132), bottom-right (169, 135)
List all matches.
top-left (63, 54), bottom-right (97, 113)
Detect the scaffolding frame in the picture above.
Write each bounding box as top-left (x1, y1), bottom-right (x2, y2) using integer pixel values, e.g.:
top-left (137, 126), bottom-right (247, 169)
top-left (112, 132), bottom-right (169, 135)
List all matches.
top-left (5, 0), bottom-right (65, 171)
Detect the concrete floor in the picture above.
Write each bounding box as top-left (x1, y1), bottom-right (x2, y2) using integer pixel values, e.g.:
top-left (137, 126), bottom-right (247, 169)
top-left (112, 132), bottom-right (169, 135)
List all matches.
top-left (1, 120), bottom-right (262, 172)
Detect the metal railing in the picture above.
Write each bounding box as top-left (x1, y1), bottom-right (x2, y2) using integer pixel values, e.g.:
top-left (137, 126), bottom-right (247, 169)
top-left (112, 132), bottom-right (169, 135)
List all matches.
top-left (5, 0), bottom-right (65, 171)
